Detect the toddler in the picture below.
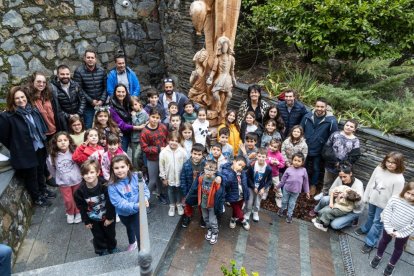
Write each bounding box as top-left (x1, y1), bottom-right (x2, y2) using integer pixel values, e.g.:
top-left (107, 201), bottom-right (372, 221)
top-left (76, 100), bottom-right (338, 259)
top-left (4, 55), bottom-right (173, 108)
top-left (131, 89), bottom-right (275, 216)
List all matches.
top-left (266, 139), bottom-right (285, 208)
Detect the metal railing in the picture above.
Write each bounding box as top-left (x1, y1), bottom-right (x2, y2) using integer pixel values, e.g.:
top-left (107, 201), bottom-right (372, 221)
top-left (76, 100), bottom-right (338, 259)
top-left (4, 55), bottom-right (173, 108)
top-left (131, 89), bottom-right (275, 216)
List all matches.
top-left (137, 172), bottom-right (152, 275)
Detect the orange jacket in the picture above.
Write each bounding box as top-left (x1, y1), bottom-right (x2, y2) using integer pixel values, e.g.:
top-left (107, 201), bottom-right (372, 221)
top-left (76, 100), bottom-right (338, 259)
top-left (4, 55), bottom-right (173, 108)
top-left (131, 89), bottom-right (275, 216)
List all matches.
top-left (197, 176), bottom-right (221, 209)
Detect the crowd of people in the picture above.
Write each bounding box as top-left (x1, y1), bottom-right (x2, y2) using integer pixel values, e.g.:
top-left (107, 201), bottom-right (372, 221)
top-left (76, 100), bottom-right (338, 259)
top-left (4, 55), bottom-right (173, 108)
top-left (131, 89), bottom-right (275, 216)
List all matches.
top-left (0, 49), bottom-right (413, 276)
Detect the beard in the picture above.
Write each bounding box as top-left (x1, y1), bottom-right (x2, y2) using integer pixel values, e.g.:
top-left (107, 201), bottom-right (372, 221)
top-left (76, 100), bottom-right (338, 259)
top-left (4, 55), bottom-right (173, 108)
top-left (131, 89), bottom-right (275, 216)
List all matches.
top-left (59, 78), bottom-right (70, 84)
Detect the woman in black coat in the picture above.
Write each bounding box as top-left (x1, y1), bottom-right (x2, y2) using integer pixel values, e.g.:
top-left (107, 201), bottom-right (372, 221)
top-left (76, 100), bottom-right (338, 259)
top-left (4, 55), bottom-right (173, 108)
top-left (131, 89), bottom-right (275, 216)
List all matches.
top-left (0, 86), bottom-right (56, 207)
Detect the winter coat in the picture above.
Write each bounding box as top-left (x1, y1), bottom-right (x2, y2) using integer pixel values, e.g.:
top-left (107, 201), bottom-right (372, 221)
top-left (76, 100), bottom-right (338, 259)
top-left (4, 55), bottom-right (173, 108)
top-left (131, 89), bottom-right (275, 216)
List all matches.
top-left (180, 158), bottom-right (206, 197)
top-left (218, 162), bottom-right (249, 203)
top-left (237, 99), bottom-right (270, 127)
top-left (140, 123), bottom-right (168, 161)
top-left (107, 67), bottom-right (140, 97)
top-left (246, 161), bottom-right (273, 190)
top-left (159, 146), bottom-right (188, 187)
top-left (217, 122), bottom-right (242, 155)
top-left (72, 144), bottom-right (104, 164)
top-left (281, 137), bottom-right (308, 166)
top-left (90, 147), bottom-right (127, 181)
top-left (46, 150), bottom-right (82, 186)
top-left (277, 100), bottom-right (308, 137)
top-left (73, 64), bottom-right (107, 104)
top-left (322, 131), bottom-right (360, 172)
top-left (266, 150), bottom-right (285, 177)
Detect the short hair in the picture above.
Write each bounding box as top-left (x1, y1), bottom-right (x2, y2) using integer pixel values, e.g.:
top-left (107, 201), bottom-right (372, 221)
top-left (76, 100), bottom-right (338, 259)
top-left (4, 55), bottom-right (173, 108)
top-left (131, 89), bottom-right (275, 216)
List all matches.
top-left (130, 96), bottom-right (144, 106)
top-left (168, 131), bottom-right (180, 141)
top-left (257, 147), bottom-right (267, 156)
top-left (168, 101), bottom-right (178, 109)
top-left (205, 160), bottom-right (218, 170)
top-left (146, 88), bottom-right (159, 98)
top-left (170, 113), bottom-right (181, 121)
top-left (218, 127), bottom-right (230, 137)
top-left (210, 142), bottom-right (222, 151)
top-left (315, 97), bottom-right (328, 106)
top-left (245, 132), bottom-right (258, 142)
top-left (283, 88), bottom-right (297, 97)
top-left (114, 54), bottom-right (125, 62)
top-left (234, 156), bottom-right (247, 165)
top-left (197, 107), bottom-right (207, 115)
top-left (184, 100), bottom-right (195, 108)
top-left (399, 181), bottom-right (414, 199)
top-left (345, 189), bottom-right (361, 203)
top-left (81, 159), bottom-right (100, 176)
top-left (57, 64), bottom-right (70, 74)
top-left (292, 152), bottom-right (305, 162)
top-left (380, 151), bottom-right (405, 174)
top-left (107, 134), bottom-right (120, 145)
top-left (84, 49), bottom-right (97, 57)
top-left (148, 106), bottom-right (162, 117)
top-left (191, 143), bottom-right (205, 153)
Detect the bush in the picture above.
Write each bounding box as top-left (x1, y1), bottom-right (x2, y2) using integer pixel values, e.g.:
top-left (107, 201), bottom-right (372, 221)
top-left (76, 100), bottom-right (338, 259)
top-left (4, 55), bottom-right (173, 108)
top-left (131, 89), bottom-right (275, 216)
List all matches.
top-left (221, 260), bottom-right (259, 276)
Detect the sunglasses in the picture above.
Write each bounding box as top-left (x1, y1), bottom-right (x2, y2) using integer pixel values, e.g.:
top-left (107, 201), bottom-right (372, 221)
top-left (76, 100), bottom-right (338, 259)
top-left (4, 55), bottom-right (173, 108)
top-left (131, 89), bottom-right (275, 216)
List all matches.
top-left (163, 78), bottom-right (173, 83)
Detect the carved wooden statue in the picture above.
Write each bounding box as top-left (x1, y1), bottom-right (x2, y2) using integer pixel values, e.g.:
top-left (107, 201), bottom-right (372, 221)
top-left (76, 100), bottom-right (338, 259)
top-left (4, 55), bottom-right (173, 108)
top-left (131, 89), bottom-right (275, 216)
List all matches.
top-left (188, 48), bottom-right (210, 106)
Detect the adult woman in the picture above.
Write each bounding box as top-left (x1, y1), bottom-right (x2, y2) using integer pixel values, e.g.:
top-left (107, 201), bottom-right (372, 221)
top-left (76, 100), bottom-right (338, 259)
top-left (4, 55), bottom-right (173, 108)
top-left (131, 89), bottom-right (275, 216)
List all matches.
top-left (0, 86), bottom-right (55, 207)
top-left (237, 84), bottom-right (270, 127)
top-left (317, 119), bottom-right (361, 199)
top-left (109, 84), bottom-right (140, 152)
top-left (309, 163), bottom-right (364, 230)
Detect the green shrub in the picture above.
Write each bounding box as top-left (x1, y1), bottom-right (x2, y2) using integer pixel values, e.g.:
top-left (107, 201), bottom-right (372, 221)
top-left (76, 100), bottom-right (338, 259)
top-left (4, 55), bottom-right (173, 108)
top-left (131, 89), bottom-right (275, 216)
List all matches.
top-left (221, 260), bottom-right (259, 276)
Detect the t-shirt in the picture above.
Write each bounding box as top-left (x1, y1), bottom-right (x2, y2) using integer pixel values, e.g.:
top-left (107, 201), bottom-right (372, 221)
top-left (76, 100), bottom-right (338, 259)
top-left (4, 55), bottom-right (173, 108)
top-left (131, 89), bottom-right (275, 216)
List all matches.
top-left (201, 177), bottom-right (213, 208)
top-left (237, 173), bottom-right (243, 200)
top-left (191, 160), bottom-right (204, 181)
top-left (254, 162), bottom-right (267, 188)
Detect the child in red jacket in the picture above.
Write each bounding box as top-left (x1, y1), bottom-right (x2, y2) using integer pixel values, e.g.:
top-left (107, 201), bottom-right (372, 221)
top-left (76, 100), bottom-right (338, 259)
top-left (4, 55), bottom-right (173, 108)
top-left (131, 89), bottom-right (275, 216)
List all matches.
top-left (72, 128), bottom-right (104, 164)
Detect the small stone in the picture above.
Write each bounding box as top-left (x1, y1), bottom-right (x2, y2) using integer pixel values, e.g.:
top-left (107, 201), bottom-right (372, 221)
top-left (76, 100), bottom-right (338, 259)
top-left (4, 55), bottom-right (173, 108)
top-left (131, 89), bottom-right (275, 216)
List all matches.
top-left (57, 41), bottom-right (75, 58)
top-left (146, 22), bottom-right (161, 39)
top-left (124, 44), bottom-right (137, 57)
top-left (115, 0), bottom-right (137, 19)
top-left (75, 40), bottom-right (91, 56)
top-left (9, 0), bottom-right (24, 8)
top-left (96, 35), bottom-right (107, 43)
top-left (65, 35), bottom-right (73, 42)
top-left (99, 6), bottom-right (108, 19)
top-left (34, 24), bottom-right (43, 31)
top-left (0, 73), bottom-right (9, 88)
top-left (13, 27), bottom-right (33, 37)
top-left (74, 0), bottom-right (94, 16)
top-left (0, 29), bottom-right (11, 40)
top-left (29, 57), bottom-right (51, 74)
top-left (63, 20), bottom-right (77, 34)
top-left (29, 44), bottom-right (42, 55)
top-left (45, 48), bottom-right (56, 60)
top-left (73, 31), bottom-right (82, 40)
top-left (77, 20), bottom-right (99, 33)
top-left (22, 52), bottom-right (33, 60)
top-left (101, 53), bottom-right (109, 63)
top-left (2, 10), bottom-right (24, 28)
top-left (83, 32), bottom-right (98, 39)
top-left (20, 7), bottom-right (43, 15)
top-left (39, 50), bottom-right (46, 58)
top-left (0, 57), bottom-right (3, 67)
top-left (18, 35), bottom-right (33, 44)
top-left (97, 41), bottom-right (116, 53)
top-left (121, 21), bottom-right (146, 41)
top-left (100, 19), bottom-right (117, 33)
top-left (1, 39), bottom-right (16, 52)
top-left (137, 0), bottom-right (156, 17)
top-left (38, 29), bottom-right (60, 41)
top-left (35, 0), bottom-right (45, 4)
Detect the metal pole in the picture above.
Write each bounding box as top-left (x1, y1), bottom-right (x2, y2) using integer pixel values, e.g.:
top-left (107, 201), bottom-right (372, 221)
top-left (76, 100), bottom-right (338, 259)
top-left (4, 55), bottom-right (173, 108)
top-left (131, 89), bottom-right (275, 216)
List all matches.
top-left (137, 171), bottom-right (152, 275)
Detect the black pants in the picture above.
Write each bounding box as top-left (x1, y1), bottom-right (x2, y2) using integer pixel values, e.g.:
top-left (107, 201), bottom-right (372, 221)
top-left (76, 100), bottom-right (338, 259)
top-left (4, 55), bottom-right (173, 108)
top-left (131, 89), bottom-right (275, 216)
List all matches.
top-left (119, 213), bottom-right (140, 249)
top-left (90, 220), bottom-right (117, 254)
top-left (17, 147), bottom-right (47, 201)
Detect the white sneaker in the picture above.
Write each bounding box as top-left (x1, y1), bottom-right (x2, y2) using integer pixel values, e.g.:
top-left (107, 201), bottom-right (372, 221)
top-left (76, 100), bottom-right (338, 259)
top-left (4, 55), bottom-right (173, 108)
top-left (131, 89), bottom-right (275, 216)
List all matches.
top-left (74, 213), bottom-right (82, 224)
top-left (275, 197), bottom-right (282, 208)
top-left (242, 219), bottom-right (250, 231)
top-left (168, 205), bottom-right (175, 217)
top-left (116, 215), bottom-right (120, 223)
top-left (314, 192), bottom-right (323, 201)
top-left (313, 220), bottom-right (328, 232)
top-left (252, 212), bottom-right (259, 222)
top-left (229, 217), bottom-right (236, 229)
top-left (66, 214), bottom-right (74, 224)
top-left (244, 212), bottom-right (251, 221)
top-left (177, 204), bottom-right (184, 216)
top-left (127, 241), bottom-right (138, 251)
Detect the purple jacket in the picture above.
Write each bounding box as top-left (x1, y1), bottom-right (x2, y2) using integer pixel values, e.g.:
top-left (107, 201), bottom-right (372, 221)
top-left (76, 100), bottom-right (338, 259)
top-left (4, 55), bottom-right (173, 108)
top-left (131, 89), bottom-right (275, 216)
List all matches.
top-left (110, 106), bottom-right (134, 132)
top-left (277, 166), bottom-right (309, 194)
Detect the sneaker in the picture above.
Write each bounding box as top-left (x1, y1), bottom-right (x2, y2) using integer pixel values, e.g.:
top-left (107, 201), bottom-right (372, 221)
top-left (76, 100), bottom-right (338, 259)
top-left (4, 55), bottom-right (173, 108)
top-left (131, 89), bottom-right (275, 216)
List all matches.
top-left (383, 263), bottom-right (395, 276)
top-left (34, 197), bottom-right (52, 207)
top-left (205, 228), bottom-right (212, 241)
top-left (370, 255), bottom-right (382, 269)
top-left (109, 248), bottom-right (121, 254)
top-left (310, 186), bottom-right (317, 196)
top-left (46, 177), bottom-right (59, 187)
top-left (311, 218), bottom-right (318, 224)
top-left (74, 213), bottom-right (82, 224)
top-left (127, 241), bottom-right (138, 251)
top-left (277, 209), bottom-right (285, 217)
top-left (229, 217), bottom-right (236, 229)
top-left (177, 204), bottom-right (184, 216)
top-left (242, 219), bottom-right (250, 231)
top-left (286, 215), bottom-right (292, 223)
top-left (43, 189), bottom-right (57, 199)
top-left (168, 205), bottom-right (175, 217)
top-left (158, 194), bottom-right (168, 205)
top-left (116, 215), bottom-right (120, 223)
top-left (354, 228), bottom-right (365, 236)
top-left (275, 197), bottom-right (282, 208)
top-left (98, 250), bottom-right (109, 256)
top-left (313, 221), bottom-right (328, 232)
top-left (314, 192), bottom-right (323, 201)
top-left (200, 217), bottom-right (206, 228)
top-left (210, 232), bottom-right (218, 245)
top-left (182, 216), bottom-right (191, 228)
top-left (352, 218), bottom-right (359, 227)
top-left (309, 209), bottom-right (317, 217)
top-left (361, 244), bottom-right (374, 254)
top-left (252, 212), bottom-right (259, 222)
top-left (66, 214), bottom-right (74, 224)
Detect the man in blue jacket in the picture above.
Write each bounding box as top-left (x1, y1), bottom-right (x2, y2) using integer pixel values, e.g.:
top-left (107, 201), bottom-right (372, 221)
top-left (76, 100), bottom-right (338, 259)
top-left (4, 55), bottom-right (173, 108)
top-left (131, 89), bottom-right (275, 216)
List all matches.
top-left (278, 89), bottom-right (308, 137)
top-left (300, 98), bottom-right (338, 196)
top-left (107, 55), bottom-right (140, 97)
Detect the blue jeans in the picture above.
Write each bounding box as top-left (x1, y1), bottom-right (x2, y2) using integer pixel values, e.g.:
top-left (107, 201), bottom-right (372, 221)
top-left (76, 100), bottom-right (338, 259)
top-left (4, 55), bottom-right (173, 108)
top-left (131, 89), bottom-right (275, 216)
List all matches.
top-left (83, 104), bottom-right (95, 129)
top-left (121, 133), bottom-right (131, 152)
top-left (0, 244), bottom-right (12, 276)
top-left (360, 203), bottom-right (383, 247)
top-left (306, 155), bottom-right (322, 186)
top-left (314, 195), bottom-right (330, 212)
top-left (314, 196), bottom-right (360, 229)
top-left (281, 189), bottom-right (299, 217)
top-left (168, 186), bottom-right (183, 205)
top-left (119, 213), bottom-right (140, 249)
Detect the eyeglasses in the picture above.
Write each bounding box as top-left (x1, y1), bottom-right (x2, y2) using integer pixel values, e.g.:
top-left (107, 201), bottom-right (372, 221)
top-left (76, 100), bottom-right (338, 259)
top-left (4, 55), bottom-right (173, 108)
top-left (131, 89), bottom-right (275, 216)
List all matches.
top-left (163, 78), bottom-right (173, 83)
top-left (204, 168), bottom-right (216, 173)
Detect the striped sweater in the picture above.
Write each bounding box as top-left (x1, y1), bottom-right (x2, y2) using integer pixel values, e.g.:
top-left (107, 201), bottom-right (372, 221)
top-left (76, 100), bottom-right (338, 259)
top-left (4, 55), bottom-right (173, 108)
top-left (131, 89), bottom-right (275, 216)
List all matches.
top-left (382, 196), bottom-right (414, 238)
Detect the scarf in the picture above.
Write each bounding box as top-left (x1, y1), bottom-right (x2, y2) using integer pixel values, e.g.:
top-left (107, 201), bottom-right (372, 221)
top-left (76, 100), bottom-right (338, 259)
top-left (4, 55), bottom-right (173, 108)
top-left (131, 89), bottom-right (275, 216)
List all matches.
top-left (15, 104), bottom-right (48, 143)
top-left (110, 97), bottom-right (132, 124)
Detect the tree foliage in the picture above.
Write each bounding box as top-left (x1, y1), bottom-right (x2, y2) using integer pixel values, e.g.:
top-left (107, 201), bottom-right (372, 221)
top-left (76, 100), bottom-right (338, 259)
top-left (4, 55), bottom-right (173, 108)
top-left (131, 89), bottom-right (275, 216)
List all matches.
top-left (248, 0), bottom-right (414, 62)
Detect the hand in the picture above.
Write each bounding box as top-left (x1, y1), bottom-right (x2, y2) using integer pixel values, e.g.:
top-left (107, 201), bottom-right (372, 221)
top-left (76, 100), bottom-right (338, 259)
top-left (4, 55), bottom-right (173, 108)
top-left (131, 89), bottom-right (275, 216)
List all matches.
top-left (92, 100), bottom-right (98, 106)
top-left (96, 100), bottom-right (103, 106)
top-left (82, 138), bottom-right (89, 146)
top-left (254, 188), bottom-right (258, 194)
top-left (214, 176), bottom-right (222, 184)
top-left (85, 224), bottom-right (93, 229)
top-left (104, 219), bottom-right (113, 227)
top-left (145, 199), bottom-right (149, 207)
top-left (273, 185), bottom-right (279, 192)
top-left (239, 144), bottom-right (246, 155)
top-left (390, 231), bottom-right (397, 238)
top-left (162, 179), bottom-right (168, 186)
top-left (248, 152), bottom-right (256, 159)
top-left (333, 192), bottom-right (340, 197)
top-left (306, 193), bottom-right (310, 199)
top-left (259, 188), bottom-right (264, 196)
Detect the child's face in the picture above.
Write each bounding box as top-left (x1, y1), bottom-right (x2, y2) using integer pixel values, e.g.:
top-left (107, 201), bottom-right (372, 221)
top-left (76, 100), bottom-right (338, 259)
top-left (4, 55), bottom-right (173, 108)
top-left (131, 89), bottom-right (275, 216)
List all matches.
top-left (403, 189), bottom-right (414, 202)
top-left (170, 117), bottom-right (181, 129)
top-left (198, 111), bottom-right (207, 122)
top-left (227, 112), bottom-right (236, 123)
top-left (149, 95), bottom-right (159, 106)
top-left (169, 105), bottom-right (178, 115)
top-left (184, 104), bottom-right (194, 114)
top-left (112, 160), bottom-right (129, 179)
top-left (265, 122), bottom-right (276, 133)
top-left (232, 160), bottom-right (246, 173)
top-left (245, 115), bottom-right (254, 125)
top-left (257, 153), bottom-right (266, 165)
top-left (182, 129), bottom-right (193, 140)
top-left (292, 128), bottom-right (301, 139)
top-left (245, 139), bottom-right (256, 150)
top-left (108, 143), bottom-right (119, 154)
top-left (169, 138), bottom-right (179, 150)
top-left (56, 134), bottom-right (70, 152)
top-left (96, 112), bottom-right (109, 126)
top-left (132, 101), bottom-right (142, 112)
top-left (87, 130), bottom-right (99, 145)
top-left (71, 120), bottom-right (83, 134)
top-left (204, 165), bottom-right (216, 178)
top-left (149, 114), bottom-right (160, 126)
top-left (211, 146), bottom-right (221, 158)
top-left (268, 142), bottom-right (279, 152)
top-left (292, 156), bottom-right (304, 168)
top-left (268, 108), bottom-right (278, 119)
top-left (219, 134), bottom-right (229, 145)
top-left (83, 167), bottom-right (99, 185)
top-left (385, 157), bottom-right (397, 172)
top-left (191, 150), bottom-right (203, 163)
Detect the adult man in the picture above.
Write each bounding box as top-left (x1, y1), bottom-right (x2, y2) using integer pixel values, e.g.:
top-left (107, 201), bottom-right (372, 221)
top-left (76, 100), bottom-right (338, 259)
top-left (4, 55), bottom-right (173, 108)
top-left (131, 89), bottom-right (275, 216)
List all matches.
top-left (277, 89), bottom-right (308, 137)
top-left (73, 50), bottom-right (107, 128)
top-left (301, 98), bottom-right (338, 196)
top-left (158, 78), bottom-right (189, 117)
top-left (51, 65), bottom-right (86, 131)
top-left (107, 55), bottom-right (140, 97)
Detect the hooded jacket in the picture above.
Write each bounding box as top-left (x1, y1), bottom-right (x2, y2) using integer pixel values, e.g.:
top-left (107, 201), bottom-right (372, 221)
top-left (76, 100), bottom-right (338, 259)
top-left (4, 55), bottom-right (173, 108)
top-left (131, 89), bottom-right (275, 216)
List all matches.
top-left (159, 145), bottom-right (188, 187)
top-left (218, 162), bottom-right (249, 203)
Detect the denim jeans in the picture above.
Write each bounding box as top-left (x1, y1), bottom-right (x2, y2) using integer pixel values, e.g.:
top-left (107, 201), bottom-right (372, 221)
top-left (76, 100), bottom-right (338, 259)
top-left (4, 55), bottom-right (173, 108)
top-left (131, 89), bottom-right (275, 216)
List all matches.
top-left (83, 104), bottom-right (95, 129)
top-left (360, 203), bottom-right (384, 247)
top-left (119, 212), bottom-right (140, 249)
top-left (306, 155), bottom-right (322, 186)
top-left (121, 133), bottom-right (130, 152)
top-left (0, 244), bottom-right (12, 276)
top-left (281, 189), bottom-right (299, 217)
top-left (168, 186), bottom-right (182, 205)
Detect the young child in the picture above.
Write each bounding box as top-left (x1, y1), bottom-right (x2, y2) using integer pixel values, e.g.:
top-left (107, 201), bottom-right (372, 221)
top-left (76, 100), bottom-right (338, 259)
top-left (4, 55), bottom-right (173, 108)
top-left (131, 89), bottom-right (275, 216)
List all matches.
top-left (369, 182), bottom-right (414, 276)
top-left (218, 156), bottom-right (250, 231)
top-left (72, 128), bottom-right (104, 164)
top-left (144, 88), bottom-right (165, 120)
top-left (93, 106), bottom-right (120, 148)
top-left (206, 142), bottom-right (227, 172)
top-left (217, 109), bottom-right (241, 156)
top-left (47, 131), bottom-right (82, 224)
top-left (263, 105), bottom-right (285, 137)
top-left (159, 132), bottom-right (188, 216)
top-left (130, 96), bottom-right (149, 169)
top-left (140, 107), bottom-right (169, 204)
top-left (240, 111), bottom-right (262, 146)
top-left (281, 125), bottom-right (308, 168)
top-left (74, 160), bottom-right (118, 256)
top-left (355, 151), bottom-right (405, 254)
top-left (69, 115), bottom-right (86, 146)
top-left (168, 114), bottom-right (182, 135)
top-left (312, 186), bottom-right (361, 231)
top-left (108, 155), bottom-right (150, 251)
top-left (180, 143), bottom-right (206, 228)
top-left (182, 100), bottom-right (197, 123)
top-left (193, 107), bottom-right (210, 146)
top-left (180, 122), bottom-right (195, 159)
top-left (218, 127), bottom-right (234, 162)
top-left (276, 152), bottom-right (310, 223)
top-left (237, 132), bottom-right (258, 165)
top-left (245, 148), bottom-right (272, 222)
top-left (261, 119), bottom-right (282, 148)
top-left (266, 139), bottom-right (285, 208)
top-left (163, 101), bottom-right (179, 125)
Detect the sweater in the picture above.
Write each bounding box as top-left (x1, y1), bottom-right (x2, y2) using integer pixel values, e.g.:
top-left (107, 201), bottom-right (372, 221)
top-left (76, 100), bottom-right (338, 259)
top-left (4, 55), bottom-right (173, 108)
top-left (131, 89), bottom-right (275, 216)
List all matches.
top-left (131, 110), bottom-right (149, 143)
top-left (108, 173), bottom-right (150, 216)
top-left (277, 167), bottom-right (309, 194)
top-left (193, 119), bottom-right (209, 146)
top-left (46, 151), bottom-right (82, 186)
top-left (266, 150), bottom-right (285, 177)
top-left (382, 196), bottom-right (414, 238)
top-left (182, 112), bottom-right (197, 123)
top-left (237, 145), bottom-right (258, 165)
top-left (329, 177), bottom-right (364, 213)
top-left (71, 132), bottom-right (85, 146)
top-left (140, 123), bottom-right (168, 161)
top-left (72, 144), bottom-right (104, 164)
top-left (363, 166), bottom-right (405, 209)
top-left (206, 153), bottom-right (227, 172)
top-left (159, 146), bottom-right (188, 187)
top-left (281, 137), bottom-right (308, 166)
top-left (260, 131), bottom-right (282, 148)
top-left (217, 123), bottom-right (242, 156)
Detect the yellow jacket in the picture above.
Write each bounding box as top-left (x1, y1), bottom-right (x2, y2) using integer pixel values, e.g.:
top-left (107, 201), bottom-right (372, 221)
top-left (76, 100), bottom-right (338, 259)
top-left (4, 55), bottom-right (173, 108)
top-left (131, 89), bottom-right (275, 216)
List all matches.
top-left (217, 123), bottom-right (242, 156)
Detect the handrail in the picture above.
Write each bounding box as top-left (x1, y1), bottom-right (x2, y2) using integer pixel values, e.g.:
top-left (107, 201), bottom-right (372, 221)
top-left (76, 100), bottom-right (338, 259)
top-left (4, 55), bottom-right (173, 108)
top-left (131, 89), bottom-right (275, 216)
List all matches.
top-left (137, 171), bottom-right (152, 275)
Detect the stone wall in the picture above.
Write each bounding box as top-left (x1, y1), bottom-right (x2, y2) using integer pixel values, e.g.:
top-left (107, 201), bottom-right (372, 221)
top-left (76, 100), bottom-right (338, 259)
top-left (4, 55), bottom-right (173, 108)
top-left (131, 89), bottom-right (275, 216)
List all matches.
top-left (0, 0), bottom-right (165, 94)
